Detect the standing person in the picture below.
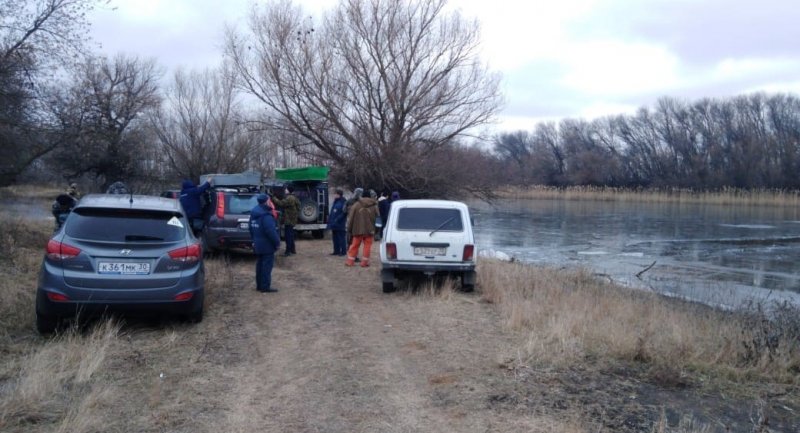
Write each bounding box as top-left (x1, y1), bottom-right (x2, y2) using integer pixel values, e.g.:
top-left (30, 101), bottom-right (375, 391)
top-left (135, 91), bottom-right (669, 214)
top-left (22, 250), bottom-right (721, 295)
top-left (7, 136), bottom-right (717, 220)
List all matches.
top-left (180, 177), bottom-right (213, 236)
top-left (249, 194), bottom-right (281, 293)
top-left (345, 188), bottom-right (363, 261)
top-left (326, 189), bottom-right (347, 256)
top-left (67, 183), bottom-right (81, 200)
top-left (377, 191), bottom-right (390, 239)
top-left (272, 185), bottom-right (300, 256)
top-left (388, 191), bottom-right (401, 224)
top-left (51, 193), bottom-right (77, 231)
top-left (345, 189), bottom-right (379, 267)
top-left (106, 181), bottom-right (129, 194)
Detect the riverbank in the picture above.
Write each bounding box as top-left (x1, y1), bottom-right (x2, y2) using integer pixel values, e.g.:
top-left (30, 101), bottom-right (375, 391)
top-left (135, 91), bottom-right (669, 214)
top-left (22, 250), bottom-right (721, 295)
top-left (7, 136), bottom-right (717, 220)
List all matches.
top-left (499, 185), bottom-right (800, 208)
top-left (1, 207), bottom-right (798, 432)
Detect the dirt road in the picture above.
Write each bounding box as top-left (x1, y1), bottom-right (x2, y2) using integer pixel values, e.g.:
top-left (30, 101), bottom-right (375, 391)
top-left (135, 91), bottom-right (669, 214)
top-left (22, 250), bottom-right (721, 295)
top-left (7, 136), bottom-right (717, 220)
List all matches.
top-left (165, 239), bottom-right (554, 433)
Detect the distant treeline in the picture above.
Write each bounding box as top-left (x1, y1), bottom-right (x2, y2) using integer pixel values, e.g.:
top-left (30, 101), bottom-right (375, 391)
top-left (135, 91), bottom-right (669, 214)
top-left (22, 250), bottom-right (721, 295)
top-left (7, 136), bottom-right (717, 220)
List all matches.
top-left (493, 93), bottom-right (800, 190)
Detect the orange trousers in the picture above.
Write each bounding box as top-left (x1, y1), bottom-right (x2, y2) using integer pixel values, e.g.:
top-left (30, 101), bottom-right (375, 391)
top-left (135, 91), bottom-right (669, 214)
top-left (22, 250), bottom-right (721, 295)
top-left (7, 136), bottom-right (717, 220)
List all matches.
top-left (346, 235), bottom-right (373, 266)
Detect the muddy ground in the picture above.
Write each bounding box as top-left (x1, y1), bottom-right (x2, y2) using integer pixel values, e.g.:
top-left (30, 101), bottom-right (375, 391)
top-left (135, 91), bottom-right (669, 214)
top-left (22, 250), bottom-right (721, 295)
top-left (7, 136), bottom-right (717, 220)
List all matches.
top-left (5, 236), bottom-right (799, 432)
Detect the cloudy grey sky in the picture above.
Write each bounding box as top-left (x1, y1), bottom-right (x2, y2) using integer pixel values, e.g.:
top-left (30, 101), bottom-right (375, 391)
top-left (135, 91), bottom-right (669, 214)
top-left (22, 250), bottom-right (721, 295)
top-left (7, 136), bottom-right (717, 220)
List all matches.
top-left (89, 0), bottom-right (800, 131)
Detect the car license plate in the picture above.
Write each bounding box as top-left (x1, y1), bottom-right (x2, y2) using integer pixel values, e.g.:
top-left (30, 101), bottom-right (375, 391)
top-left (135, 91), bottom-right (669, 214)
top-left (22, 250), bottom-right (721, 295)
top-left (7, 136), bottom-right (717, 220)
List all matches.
top-left (98, 262), bottom-right (150, 275)
top-left (414, 247), bottom-right (445, 256)
top-left (239, 222), bottom-right (249, 230)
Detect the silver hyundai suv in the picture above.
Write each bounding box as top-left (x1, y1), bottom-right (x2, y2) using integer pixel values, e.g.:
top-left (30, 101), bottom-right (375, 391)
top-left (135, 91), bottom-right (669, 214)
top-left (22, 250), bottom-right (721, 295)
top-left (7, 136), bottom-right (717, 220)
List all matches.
top-left (36, 194), bottom-right (205, 333)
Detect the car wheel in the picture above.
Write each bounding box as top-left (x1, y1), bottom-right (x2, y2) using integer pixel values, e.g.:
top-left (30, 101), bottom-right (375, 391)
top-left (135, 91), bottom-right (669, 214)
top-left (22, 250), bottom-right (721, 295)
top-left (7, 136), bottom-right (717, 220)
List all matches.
top-left (299, 199), bottom-right (319, 223)
top-left (36, 310), bottom-right (60, 334)
top-left (461, 272), bottom-right (475, 292)
top-left (184, 292), bottom-right (204, 323)
top-left (185, 308), bottom-right (203, 323)
top-left (382, 281), bottom-right (395, 293)
top-left (200, 234), bottom-right (215, 255)
top-left (312, 229), bottom-right (324, 239)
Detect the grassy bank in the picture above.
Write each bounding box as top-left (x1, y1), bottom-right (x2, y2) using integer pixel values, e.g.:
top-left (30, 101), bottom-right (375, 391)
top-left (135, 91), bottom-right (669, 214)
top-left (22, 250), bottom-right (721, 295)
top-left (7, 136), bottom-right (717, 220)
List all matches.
top-left (500, 185), bottom-right (800, 207)
top-left (0, 212), bottom-right (234, 432)
top-left (477, 259), bottom-right (800, 384)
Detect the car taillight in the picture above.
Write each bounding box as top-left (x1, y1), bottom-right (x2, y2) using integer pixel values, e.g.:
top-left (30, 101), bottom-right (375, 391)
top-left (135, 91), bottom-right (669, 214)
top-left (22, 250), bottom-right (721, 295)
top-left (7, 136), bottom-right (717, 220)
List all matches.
top-left (462, 244), bottom-right (474, 261)
top-left (46, 292), bottom-right (70, 302)
top-left (386, 242), bottom-right (397, 260)
top-left (216, 191), bottom-right (225, 219)
top-left (169, 243), bottom-right (201, 263)
top-left (174, 291), bottom-right (194, 301)
top-left (46, 239), bottom-right (81, 260)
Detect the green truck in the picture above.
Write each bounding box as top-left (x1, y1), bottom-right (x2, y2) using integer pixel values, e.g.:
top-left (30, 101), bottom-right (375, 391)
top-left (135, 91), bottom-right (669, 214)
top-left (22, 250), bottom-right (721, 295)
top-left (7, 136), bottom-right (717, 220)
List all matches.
top-left (270, 166), bottom-right (330, 239)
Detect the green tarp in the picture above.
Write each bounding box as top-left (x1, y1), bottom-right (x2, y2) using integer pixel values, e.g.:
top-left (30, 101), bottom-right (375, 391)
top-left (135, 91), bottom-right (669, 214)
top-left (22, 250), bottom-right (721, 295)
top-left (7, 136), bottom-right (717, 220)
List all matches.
top-left (274, 166), bottom-right (329, 181)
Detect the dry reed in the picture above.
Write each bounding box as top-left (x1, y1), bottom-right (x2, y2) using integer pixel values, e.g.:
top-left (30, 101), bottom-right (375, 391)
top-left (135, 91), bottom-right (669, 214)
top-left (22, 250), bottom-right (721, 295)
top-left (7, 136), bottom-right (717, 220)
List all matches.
top-left (0, 320), bottom-right (120, 432)
top-left (500, 185), bottom-right (800, 207)
top-left (477, 259), bottom-right (800, 383)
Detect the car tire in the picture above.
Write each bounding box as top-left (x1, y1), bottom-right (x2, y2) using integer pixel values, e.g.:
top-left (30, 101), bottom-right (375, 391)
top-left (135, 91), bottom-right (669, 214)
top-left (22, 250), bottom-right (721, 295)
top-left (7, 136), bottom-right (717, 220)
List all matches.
top-left (36, 310), bottom-right (60, 334)
top-left (200, 234), bottom-right (215, 255)
top-left (312, 229), bottom-right (324, 239)
top-left (185, 308), bottom-right (203, 323)
top-left (382, 281), bottom-right (395, 293)
top-left (461, 272), bottom-right (475, 292)
top-left (299, 199), bottom-right (318, 223)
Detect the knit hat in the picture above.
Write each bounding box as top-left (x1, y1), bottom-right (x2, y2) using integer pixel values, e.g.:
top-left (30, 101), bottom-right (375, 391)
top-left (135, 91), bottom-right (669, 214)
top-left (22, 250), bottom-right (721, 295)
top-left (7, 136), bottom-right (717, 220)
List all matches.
top-left (391, 191), bottom-right (400, 200)
top-left (368, 189), bottom-right (377, 199)
top-left (257, 193), bottom-right (269, 203)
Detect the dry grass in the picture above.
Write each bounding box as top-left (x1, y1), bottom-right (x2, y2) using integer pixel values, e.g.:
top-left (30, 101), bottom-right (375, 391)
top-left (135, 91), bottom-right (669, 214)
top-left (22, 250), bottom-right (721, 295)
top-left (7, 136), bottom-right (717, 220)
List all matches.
top-left (477, 259), bottom-right (800, 383)
top-left (500, 185), bottom-right (800, 207)
top-left (0, 184), bottom-right (62, 200)
top-left (0, 216), bottom-right (51, 336)
top-left (0, 320), bottom-right (120, 432)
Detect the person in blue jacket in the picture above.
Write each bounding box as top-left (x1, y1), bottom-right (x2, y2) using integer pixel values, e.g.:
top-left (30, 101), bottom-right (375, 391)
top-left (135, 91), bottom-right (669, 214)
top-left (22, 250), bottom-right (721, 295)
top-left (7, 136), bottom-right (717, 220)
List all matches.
top-left (180, 176), bottom-right (213, 236)
top-left (326, 189), bottom-right (347, 256)
top-left (249, 193), bottom-right (281, 293)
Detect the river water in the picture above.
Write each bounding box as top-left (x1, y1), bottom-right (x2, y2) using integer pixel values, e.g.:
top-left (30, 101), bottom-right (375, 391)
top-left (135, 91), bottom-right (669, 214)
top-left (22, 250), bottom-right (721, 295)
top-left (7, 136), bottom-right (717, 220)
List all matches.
top-left (469, 199), bottom-right (800, 309)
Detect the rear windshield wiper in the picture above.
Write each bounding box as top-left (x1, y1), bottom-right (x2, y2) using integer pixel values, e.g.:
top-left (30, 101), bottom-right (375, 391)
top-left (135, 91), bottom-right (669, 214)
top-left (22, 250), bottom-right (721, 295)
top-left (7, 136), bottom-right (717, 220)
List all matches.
top-left (429, 216), bottom-right (456, 237)
top-left (125, 235), bottom-right (164, 241)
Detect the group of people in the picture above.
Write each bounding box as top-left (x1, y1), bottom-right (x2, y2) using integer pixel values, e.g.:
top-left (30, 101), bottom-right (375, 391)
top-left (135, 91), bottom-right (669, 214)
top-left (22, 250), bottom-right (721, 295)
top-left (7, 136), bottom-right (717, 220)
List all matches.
top-left (326, 188), bottom-right (400, 267)
top-left (248, 186), bottom-right (400, 293)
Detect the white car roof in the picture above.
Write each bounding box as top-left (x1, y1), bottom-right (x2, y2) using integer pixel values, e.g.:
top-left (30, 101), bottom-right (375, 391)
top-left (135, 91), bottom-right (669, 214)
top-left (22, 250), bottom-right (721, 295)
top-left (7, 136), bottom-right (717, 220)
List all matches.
top-left (390, 199), bottom-right (469, 210)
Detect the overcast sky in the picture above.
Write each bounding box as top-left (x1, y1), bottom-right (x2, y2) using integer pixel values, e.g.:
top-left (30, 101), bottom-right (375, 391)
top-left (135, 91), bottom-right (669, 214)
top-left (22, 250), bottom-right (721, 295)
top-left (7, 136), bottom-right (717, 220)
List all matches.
top-left (89, 0), bottom-right (800, 132)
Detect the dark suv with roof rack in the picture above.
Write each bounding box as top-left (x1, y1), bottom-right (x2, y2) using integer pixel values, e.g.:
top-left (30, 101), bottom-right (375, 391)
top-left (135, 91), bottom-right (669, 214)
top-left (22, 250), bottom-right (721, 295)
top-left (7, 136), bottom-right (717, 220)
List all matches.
top-left (199, 184), bottom-right (264, 253)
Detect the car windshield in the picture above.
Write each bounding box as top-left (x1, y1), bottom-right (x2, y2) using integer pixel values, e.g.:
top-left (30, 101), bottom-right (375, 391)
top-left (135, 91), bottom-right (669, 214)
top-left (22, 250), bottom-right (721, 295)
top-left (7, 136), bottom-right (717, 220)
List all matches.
top-left (396, 208), bottom-right (463, 231)
top-left (66, 208), bottom-right (186, 242)
top-left (226, 194), bottom-right (259, 214)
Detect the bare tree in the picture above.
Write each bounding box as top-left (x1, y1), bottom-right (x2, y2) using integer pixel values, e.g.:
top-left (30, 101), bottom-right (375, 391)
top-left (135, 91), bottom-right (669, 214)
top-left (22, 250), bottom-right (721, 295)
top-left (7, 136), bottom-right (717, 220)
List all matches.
top-left (49, 54), bottom-right (162, 189)
top-left (0, 0), bottom-right (107, 186)
top-left (151, 65), bottom-right (267, 181)
top-left (226, 0), bottom-right (502, 196)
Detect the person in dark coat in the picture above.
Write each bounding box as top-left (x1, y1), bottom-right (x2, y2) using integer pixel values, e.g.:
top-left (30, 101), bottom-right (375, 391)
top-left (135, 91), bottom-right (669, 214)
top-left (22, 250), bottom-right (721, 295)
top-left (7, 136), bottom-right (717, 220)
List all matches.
top-left (326, 189), bottom-right (347, 256)
top-left (51, 193), bottom-right (77, 231)
top-left (249, 193), bottom-right (281, 293)
top-left (180, 177), bottom-right (213, 236)
top-left (388, 191), bottom-right (401, 227)
top-left (377, 191), bottom-right (390, 239)
top-left (106, 181), bottom-right (129, 194)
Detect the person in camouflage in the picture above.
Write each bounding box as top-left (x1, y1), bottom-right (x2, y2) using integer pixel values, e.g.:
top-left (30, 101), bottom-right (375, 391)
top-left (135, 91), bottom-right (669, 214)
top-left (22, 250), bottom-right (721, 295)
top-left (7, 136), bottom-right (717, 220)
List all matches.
top-left (272, 185), bottom-right (301, 256)
top-left (106, 181), bottom-right (129, 194)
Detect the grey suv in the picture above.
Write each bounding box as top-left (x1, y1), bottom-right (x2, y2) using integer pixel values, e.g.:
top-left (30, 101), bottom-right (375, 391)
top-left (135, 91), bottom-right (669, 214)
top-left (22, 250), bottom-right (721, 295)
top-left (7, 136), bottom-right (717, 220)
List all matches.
top-left (36, 194), bottom-right (205, 333)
